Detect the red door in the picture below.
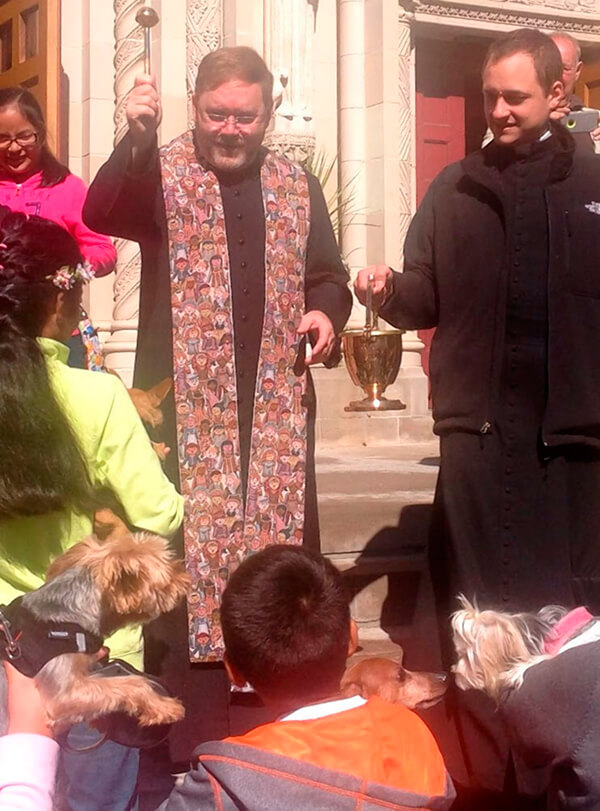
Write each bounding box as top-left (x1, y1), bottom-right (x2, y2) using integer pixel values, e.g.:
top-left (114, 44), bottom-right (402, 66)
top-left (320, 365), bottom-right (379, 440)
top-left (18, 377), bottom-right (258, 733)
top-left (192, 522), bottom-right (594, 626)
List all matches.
top-left (416, 39), bottom-right (466, 202)
top-left (415, 38), bottom-right (486, 376)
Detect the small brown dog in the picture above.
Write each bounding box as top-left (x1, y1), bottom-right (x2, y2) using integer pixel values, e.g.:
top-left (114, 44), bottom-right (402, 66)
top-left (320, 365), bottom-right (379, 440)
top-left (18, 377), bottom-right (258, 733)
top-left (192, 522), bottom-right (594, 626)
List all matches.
top-left (95, 376), bottom-right (173, 539)
top-left (341, 651), bottom-right (448, 710)
top-left (122, 375), bottom-right (172, 460)
top-left (127, 377), bottom-right (172, 429)
top-left (0, 531), bottom-right (190, 734)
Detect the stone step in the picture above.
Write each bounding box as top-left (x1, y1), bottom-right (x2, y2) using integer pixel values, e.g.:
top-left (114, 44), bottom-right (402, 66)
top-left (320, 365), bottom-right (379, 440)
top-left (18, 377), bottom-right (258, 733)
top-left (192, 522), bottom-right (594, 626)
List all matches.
top-left (316, 441), bottom-right (439, 634)
top-left (316, 442), bottom-right (439, 555)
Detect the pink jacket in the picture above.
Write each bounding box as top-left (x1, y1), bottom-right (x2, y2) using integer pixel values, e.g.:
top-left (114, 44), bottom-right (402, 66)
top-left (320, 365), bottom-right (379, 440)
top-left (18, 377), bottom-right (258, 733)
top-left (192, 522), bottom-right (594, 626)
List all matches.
top-left (0, 734), bottom-right (58, 810)
top-left (0, 171), bottom-right (116, 276)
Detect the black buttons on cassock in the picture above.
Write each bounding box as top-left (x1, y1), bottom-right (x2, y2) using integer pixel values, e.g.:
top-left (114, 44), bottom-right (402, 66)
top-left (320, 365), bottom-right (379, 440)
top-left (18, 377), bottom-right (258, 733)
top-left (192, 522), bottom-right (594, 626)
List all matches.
top-left (240, 261), bottom-right (247, 269)
top-left (241, 314), bottom-right (248, 322)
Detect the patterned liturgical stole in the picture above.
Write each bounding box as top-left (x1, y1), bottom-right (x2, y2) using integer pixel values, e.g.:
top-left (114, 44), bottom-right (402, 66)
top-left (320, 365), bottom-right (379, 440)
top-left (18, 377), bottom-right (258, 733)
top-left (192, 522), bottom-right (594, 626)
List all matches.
top-left (160, 132), bottom-right (311, 661)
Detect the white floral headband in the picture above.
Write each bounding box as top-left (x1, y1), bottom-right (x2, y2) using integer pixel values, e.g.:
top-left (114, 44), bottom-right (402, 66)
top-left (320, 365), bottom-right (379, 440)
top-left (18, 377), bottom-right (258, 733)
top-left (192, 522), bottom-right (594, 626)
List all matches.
top-left (46, 261), bottom-right (95, 290)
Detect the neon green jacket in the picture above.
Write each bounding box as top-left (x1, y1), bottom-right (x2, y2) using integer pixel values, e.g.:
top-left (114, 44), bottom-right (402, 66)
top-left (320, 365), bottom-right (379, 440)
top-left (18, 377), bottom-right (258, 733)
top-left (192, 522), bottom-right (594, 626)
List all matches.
top-left (0, 338), bottom-right (184, 666)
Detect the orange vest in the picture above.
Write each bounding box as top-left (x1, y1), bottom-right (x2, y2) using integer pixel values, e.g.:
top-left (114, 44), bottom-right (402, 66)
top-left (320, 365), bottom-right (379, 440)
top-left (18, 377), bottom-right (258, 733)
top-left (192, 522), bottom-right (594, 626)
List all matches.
top-left (223, 696), bottom-right (448, 799)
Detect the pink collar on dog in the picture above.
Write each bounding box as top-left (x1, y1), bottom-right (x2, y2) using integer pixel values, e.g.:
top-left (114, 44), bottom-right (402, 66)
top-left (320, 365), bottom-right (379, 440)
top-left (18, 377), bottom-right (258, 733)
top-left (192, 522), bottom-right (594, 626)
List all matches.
top-left (543, 607), bottom-right (594, 655)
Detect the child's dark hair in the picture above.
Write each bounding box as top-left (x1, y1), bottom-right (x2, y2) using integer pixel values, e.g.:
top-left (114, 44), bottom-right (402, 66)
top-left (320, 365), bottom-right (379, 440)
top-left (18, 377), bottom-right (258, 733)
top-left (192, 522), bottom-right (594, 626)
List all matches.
top-left (0, 87), bottom-right (70, 187)
top-left (0, 211), bottom-right (92, 517)
top-left (221, 545), bottom-right (351, 704)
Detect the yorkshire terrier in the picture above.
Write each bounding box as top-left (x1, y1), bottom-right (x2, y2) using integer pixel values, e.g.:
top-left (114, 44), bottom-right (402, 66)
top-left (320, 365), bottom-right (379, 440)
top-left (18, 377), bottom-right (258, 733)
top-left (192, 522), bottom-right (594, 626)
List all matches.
top-left (0, 532), bottom-right (190, 734)
top-left (451, 596), bottom-right (600, 807)
top-left (341, 648), bottom-right (448, 710)
top-left (450, 595), bottom-right (574, 700)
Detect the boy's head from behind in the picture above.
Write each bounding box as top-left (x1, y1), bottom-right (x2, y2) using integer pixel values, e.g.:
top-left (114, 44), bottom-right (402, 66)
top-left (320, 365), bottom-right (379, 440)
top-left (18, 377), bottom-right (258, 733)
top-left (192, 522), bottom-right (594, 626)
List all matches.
top-left (221, 545), bottom-right (356, 708)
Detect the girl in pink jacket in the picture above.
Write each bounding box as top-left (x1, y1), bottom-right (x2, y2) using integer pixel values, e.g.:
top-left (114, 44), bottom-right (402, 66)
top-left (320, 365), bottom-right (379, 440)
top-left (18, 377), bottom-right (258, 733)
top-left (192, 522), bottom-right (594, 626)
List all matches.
top-left (0, 86), bottom-right (116, 367)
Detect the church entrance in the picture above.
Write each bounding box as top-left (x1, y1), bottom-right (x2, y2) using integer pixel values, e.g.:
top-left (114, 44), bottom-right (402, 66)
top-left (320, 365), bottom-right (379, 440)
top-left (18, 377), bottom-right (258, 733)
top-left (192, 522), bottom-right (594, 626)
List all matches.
top-left (415, 32), bottom-right (489, 375)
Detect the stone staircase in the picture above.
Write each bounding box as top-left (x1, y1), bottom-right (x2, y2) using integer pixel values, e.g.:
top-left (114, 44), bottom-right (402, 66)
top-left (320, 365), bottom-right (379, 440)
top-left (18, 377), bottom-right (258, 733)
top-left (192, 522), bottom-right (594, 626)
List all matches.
top-left (316, 439), bottom-right (441, 665)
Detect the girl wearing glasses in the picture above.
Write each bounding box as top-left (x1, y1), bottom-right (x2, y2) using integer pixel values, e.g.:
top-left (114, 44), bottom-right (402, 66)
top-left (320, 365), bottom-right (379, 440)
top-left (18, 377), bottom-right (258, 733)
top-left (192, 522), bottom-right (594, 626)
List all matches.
top-left (0, 87), bottom-right (116, 368)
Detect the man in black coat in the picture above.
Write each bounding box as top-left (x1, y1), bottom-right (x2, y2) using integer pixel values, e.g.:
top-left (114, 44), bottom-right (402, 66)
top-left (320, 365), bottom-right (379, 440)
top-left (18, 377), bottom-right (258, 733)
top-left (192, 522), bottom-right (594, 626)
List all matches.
top-left (84, 46), bottom-right (351, 785)
top-left (355, 28), bottom-right (600, 804)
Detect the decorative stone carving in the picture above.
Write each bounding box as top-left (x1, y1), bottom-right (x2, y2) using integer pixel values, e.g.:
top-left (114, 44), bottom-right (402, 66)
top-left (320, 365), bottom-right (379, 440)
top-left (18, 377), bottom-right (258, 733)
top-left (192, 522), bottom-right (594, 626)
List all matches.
top-left (397, 7), bottom-right (414, 260)
top-left (396, 5), bottom-right (425, 367)
top-left (262, 132), bottom-right (316, 165)
top-left (403, 0), bottom-right (600, 36)
top-left (186, 0), bottom-right (223, 97)
top-left (263, 0), bottom-right (316, 162)
top-left (105, 0), bottom-right (146, 382)
top-left (114, 1), bottom-right (146, 143)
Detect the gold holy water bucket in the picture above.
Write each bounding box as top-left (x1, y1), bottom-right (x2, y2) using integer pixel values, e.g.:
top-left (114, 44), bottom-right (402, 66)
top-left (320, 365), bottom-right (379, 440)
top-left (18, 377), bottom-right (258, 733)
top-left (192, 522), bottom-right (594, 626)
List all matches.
top-left (341, 328), bottom-right (406, 411)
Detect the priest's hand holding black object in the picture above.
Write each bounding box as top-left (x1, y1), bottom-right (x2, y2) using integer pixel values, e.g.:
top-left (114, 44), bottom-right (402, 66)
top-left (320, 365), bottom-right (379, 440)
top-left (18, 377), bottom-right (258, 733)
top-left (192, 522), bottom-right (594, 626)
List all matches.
top-left (297, 310), bottom-right (336, 366)
top-left (127, 73), bottom-right (162, 171)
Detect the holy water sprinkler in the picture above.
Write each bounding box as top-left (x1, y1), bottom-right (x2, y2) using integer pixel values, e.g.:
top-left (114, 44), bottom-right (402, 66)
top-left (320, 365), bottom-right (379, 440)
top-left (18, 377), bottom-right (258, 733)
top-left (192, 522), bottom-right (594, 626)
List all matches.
top-left (135, 5), bottom-right (160, 75)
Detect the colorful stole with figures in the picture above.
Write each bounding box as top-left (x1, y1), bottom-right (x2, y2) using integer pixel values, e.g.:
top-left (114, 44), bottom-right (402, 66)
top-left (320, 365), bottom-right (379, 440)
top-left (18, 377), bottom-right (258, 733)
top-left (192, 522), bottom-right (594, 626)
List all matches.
top-left (160, 132), bottom-right (311, 662)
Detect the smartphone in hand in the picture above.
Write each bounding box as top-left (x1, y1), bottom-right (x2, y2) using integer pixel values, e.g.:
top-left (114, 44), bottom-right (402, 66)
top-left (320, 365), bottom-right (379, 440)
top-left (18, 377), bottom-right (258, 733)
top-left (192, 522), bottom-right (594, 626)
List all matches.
top-left (561, 109), bottom-right (599, 133)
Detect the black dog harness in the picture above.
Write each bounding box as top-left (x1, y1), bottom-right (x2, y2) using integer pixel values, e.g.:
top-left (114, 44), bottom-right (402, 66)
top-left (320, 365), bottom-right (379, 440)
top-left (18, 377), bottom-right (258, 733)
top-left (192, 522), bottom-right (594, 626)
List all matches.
top-left (0, 596), bottom-right (103, 678)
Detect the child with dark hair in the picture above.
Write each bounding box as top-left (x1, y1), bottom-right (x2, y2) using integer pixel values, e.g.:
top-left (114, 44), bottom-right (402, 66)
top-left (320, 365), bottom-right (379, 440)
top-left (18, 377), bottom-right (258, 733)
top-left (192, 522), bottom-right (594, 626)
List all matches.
top-left (0, 211), bottom-right (183, 810)
top-left (0, 86), bottom-right (117, 368)
top-left (162, 545), bottom-right (454, 810)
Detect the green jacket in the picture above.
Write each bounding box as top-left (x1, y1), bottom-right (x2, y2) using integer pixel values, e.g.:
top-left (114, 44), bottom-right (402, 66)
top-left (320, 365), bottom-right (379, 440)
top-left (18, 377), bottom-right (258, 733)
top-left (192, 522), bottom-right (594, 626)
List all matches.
top-left (0, 338), bottom-right (184, 665)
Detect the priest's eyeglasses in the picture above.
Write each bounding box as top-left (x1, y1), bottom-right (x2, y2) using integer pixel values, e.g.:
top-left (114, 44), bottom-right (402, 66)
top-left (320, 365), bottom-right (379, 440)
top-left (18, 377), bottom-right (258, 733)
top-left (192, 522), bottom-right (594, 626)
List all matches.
top-left (204, 112), bottom-right (260, 128)
top-left (0, 131), bottom-right (39, 149)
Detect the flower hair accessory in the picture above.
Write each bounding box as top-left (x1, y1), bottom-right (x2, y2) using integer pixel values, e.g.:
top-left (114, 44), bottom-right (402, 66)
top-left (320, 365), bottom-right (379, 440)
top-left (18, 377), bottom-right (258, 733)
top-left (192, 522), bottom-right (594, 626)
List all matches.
top-left (46, 261), bottom-right (95, 290)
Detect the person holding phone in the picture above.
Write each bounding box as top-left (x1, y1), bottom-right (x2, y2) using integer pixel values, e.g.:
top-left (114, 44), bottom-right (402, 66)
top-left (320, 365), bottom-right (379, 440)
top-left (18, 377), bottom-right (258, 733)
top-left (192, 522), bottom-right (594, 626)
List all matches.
top-left (550, 32), bottom-right (600, 154)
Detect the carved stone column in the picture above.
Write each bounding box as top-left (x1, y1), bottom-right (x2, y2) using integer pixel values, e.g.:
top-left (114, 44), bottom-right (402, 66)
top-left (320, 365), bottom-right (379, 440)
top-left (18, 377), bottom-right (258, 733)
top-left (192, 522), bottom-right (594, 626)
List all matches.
top-left (103, 0), bottom-right (147, 384)
top-left (338, 0), bottom-right (367, 281)
top-left (263, 0), bottom-right (316, 163)
top-left (395, 4), bottom-right (426, 387)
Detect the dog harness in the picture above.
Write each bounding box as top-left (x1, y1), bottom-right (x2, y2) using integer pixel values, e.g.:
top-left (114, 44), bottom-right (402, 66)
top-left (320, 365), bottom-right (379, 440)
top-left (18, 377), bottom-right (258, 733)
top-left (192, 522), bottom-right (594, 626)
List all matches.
top-left (0, 596), bottom-right (103, 678)
top-left (543, 607), bottom-right (595, 655)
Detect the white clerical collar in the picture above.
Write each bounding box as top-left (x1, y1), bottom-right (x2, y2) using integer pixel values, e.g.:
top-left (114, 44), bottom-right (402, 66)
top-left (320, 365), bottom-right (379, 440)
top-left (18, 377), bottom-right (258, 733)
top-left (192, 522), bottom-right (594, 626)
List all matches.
top-left (281, 694), bottom-right (366, 722)
top-left (538, 129), bottom-right (552, 142)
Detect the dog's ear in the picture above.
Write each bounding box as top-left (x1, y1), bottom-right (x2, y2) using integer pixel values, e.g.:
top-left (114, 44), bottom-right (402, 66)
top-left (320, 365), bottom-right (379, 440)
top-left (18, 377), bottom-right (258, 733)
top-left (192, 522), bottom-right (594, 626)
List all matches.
top-left (148, 378), bottom-right (172, 405)
top-left (456, 593), bottom-right (477, 613)
top-left (46, 537), bottom-right (100, 581)
top-left (339, 679), bottom-right (365, 699)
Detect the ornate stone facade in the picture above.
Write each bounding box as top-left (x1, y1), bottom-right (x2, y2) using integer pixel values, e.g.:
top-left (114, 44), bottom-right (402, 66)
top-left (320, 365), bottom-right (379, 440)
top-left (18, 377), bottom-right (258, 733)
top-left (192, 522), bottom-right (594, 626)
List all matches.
top-left (103, 0), bottom-right (147, 381)
top-left (400, 0), bottom-right (600, 38)
top-left (263, 0), bottom-right (317, 162)
top-left (186, 0), bottom-right (222, 97)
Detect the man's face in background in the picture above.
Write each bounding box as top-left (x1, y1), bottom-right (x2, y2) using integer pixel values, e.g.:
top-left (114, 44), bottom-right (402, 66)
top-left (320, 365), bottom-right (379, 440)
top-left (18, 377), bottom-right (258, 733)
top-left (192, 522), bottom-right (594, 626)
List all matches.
top-left (551, 35), bottom-right (582, 97)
